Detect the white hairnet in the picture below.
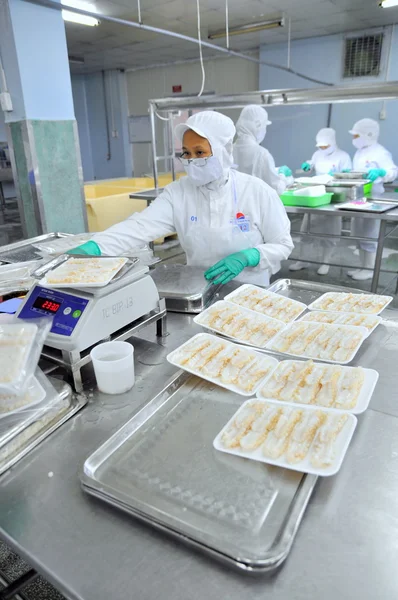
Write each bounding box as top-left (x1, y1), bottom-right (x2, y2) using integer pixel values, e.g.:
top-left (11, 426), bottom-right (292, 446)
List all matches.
top-left (235, 105), bottom-right (272, 142)
top-left (349, 118), bottom-right (379, 143)
top-left (175, 111), bottom-right (236, 170)
top-left (316, 128), bottom-right (336, 147)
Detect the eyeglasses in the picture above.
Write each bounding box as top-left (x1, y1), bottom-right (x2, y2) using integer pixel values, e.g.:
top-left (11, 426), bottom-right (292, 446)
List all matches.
top-left (179, 155), bottom-right (213, 167)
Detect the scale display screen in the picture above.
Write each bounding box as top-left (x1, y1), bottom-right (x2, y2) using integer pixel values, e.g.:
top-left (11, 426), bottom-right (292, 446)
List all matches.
top-left (32, 296), bottom-right (62, 314)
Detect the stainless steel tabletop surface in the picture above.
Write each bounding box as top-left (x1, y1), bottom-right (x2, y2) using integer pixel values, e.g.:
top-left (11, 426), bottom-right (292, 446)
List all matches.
top-left (1, 287), bottom-right (398, 599)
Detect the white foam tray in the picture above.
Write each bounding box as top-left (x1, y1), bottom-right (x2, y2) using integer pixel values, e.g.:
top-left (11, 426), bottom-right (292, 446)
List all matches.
top-left (213, 398), bottom-right (357, 477)
top-left (224, 284), bottom-right (307, 323)
top-left (307, 292), bottom-right (393, 315)
top-left (167, 333), bottom-right (279, 397)
top-left (266, 321), bottom-right (368, 365)
top-left (256, 360), bottom-right (379, 415)
top-left (0, 376), bottom-right (46, 419)
top-left (194, 300), bottom-right (285, 349)
top-left (40, 257), bottom-right (128, 288)
top-left (297, 311), bottom-right (382, 338)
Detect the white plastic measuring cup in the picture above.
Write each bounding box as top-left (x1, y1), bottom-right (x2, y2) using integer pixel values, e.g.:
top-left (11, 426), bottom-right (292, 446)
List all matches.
top-left (90, 341), bottom-right (135, 395)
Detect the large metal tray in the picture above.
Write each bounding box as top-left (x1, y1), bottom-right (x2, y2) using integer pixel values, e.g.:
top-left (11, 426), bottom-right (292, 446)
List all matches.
top-left (151, 264), bottom-right (221, 313)
top-left (0, 232), bottom-right (72, 264)
top-left (81, 370), bottom-right (317, 573)
top-left (0, 374), bottom-right (87, 475)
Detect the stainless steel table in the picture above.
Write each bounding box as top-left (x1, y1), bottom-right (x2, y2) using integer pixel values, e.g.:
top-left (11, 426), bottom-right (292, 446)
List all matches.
top-left (1, 280), bottom-right (398, 600)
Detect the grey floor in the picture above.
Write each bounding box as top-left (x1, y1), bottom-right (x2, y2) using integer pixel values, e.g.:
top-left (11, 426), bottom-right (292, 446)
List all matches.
top-left (1, 207), bottom-right (398, 599)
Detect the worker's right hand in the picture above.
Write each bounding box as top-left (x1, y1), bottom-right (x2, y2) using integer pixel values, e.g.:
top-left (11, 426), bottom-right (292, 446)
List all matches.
top-left (301, 162), bottom-right (311, 172)
top-left (67, 241), bottom-right (102, 256)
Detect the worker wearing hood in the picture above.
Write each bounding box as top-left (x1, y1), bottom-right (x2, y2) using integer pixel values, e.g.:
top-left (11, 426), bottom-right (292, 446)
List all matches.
top-left (233, 105), bottom-right (293, 194)
top-left (347, 118), bottom-right (398, 281)
top-left (291, 128), bottom-right (351, 276)
top-left (70, 111), bottom-right (293, 287)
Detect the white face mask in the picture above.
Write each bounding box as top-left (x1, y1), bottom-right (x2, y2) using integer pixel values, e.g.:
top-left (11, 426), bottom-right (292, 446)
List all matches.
top-left (353, 136), bottom-right (370, 150)
top-left (184, 155), bottom-right (224, 187)
top-left (256, 126), bottom-right (267, 144)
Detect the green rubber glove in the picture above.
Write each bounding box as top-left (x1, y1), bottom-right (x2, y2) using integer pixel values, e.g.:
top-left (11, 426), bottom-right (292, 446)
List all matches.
top-left (278, 165), bottom-right (292, 177)
top-left (67, 240), bottom-right (101, 256)
top-left (204, 248), bottom-right (261, 285)
top-left (301, 162), bottom-right (311, 172)
top-left (366, 168), bottom-right (386, 182)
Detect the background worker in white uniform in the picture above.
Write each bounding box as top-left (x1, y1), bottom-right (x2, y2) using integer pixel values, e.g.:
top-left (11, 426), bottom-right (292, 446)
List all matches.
top-left (290, 128), bottom-right (352, 276)
top-left (233, 105), bottom-right (293, 195)
top-left (70, 111), bottom-right (293, 287)
top-left (347, 118), bottom-right (398, 281)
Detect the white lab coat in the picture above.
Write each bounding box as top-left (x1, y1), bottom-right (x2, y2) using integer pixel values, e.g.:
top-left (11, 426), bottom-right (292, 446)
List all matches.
top-left (233, 136), bottom-right (289, 195)
top-left (301, 148), bottom-right (352, 247)
top-left (92, 171), bottom-right (293, 286)
top-left (352, 143), bottom-right (398, 252)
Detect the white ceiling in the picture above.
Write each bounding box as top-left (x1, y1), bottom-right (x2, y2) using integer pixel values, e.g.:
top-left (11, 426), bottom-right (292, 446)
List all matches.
top-left (66, 0), bottom-right (398, 73)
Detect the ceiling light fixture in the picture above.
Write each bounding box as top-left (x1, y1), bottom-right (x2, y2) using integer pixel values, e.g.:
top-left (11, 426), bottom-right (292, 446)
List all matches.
top-left (208, 17), bottom-right (284, 40)
top-left (379, 0), bottom-right (398, 7)
top-left (61, 0), bottom-right (99, 26)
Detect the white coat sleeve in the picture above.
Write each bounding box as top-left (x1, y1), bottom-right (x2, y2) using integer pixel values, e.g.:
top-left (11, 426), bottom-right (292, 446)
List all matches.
top-left (92, 187), bottom-right (176, 256)
top-left (379, 149), bottom-right (398, 183)
top-left (340, 152), bottom-right (352, 172)
top-left (253, 185), bottom-right (294, 274)
top-left (253, 148), bottom-right (288, 195)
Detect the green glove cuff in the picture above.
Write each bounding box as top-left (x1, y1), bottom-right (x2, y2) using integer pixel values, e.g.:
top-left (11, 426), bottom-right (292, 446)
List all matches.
top-left (242, 247), bottom-right (261, 267)
top-left (67, 240), bottom-right (102, 256)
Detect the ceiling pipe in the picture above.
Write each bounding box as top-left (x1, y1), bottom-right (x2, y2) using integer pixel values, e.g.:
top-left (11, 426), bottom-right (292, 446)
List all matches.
top-left (24, 0), bottom-right (333, 87)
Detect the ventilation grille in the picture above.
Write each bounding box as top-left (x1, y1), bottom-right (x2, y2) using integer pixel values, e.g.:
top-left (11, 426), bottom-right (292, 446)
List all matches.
top-left (344, 34), bottom-right (383, 78)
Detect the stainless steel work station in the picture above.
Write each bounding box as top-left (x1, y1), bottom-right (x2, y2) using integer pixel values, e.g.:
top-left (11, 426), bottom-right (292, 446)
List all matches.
top-left (0, 229), bottom-right (398, 599)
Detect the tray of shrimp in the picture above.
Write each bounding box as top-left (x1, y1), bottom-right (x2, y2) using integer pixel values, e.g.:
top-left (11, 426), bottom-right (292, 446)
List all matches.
top-left (256, 360), bottom-right (378, 414)
top-left (213, 399), bottom-right (357, 476)
top-left (266, 321), bottom-right (367, 364)
top-left (167, 334), bottom-right (279, 396)
top-left (39, 256), bottom-right (129, 288)
top-left (307, 291), bottom-right (392, 315)
top-left (297, 311), bottom-right (381, 338)
top-left (194, 301), bottom-right (285, 348)
top-left (224, 284), bottom-right (306, 323)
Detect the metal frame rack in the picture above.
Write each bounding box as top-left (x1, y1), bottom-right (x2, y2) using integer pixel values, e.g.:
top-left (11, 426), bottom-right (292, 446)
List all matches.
top-left (147, 81), bottom-right (398, 293)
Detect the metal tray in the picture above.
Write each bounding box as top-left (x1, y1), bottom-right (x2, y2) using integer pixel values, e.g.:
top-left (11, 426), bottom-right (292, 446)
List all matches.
top-left (0, 374), bottom-right (87, 476)
top-left (151, 264), bottom-right (221, 313)
top-left (0, 233), bottom-right (72, 264)
top-left (81, 371), bottom-right (317, 573)
top-left (268, 278), bottom-right (368, 306)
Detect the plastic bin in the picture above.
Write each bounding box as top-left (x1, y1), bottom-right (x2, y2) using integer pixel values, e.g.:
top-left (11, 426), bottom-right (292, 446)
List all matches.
top-left (280, 191), bottom-right (333, 207)
top-left (364, 182), bottom-right (373, 198)
top-left (86, 194), bottom-right (148, 232)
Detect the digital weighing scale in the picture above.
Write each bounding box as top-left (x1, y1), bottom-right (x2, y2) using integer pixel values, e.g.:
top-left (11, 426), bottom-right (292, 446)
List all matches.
top-left (15, 263), bottom-right (167, 392)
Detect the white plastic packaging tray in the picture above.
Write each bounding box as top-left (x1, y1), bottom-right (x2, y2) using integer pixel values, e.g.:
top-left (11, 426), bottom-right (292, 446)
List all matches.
top-left (41, 256), bottom-right (128, 288)
top-left (167, 333), bottom-right (279, 397)
top-left (194, 300), bottom-right (285, 348)
top-left (307, 291), bottom-right (393, 315)
top-left (256, 360), bottom-right (379, 415)
top-left (0, 376), bottom-right (46, 418)
top-left (298, 311), bottom-right (382, 338)
top-left (266, 321), bottom-right (368, 365)
top-left (224, 284), bottom-right (307, 323)
top-left (0, 322), bottom-right (38, 391)
top-left (213, 398), bottom-right (357, 477)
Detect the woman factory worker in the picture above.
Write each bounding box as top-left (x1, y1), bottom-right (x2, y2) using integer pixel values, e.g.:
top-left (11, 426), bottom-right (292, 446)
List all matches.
top-left (290, 128), bottom-right (352, 276)
top-left (233, 105), bottom-right (293, 194)
top-left (348, 118), bottom-right (397, 281)
top-left (71, 111), bottom-right (293, 286)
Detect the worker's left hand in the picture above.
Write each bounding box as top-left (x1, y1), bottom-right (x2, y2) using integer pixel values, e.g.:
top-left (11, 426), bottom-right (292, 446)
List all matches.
top-left (204, 248), bottom-right (261, 285)
top-left (278, 165), bottom-right (292, 177)
top-left (366, 168), bottom-right (386, 182)
top-left (67, 240), bottom-right (102, 256)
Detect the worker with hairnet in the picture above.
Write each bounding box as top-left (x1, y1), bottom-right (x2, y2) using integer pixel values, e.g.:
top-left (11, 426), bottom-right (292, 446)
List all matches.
top-left (347, 118), bottom-right (397, 281)
top-left (233, 105), bottom-right (293, 194)
top-left (290, 128), bottom-right (352, 276)
top-left (69, 111), bottom-right (293, 286)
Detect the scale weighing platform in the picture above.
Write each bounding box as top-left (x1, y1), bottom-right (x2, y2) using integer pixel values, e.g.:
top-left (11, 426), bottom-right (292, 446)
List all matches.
top-left (15, 263), bottom-right (167, 392)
